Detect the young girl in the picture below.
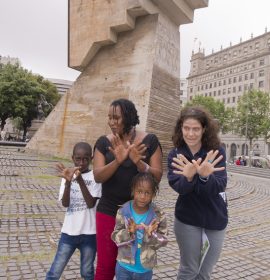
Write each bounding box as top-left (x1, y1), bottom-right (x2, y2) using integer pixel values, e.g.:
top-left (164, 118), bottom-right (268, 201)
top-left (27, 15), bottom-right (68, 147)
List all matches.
top-left (111, 172), bottom-right (168, 280)
top-left (46, 142), bottom-right (101, 280)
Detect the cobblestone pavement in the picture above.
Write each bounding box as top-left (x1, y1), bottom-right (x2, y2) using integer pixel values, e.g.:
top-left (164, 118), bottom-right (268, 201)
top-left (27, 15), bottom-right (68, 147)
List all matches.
top-left (1, 146), bottom-right (270, 280)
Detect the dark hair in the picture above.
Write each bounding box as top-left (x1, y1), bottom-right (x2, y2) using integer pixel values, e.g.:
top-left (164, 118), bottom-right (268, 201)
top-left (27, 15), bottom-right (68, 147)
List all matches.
top-left (172, 106), bottom-right (220, 151)
top-left (111, 98), bottom-right (139, 134)
top-left (73, 142), bottom-right (92, 156)
top-left (131, 172), bottom-right (159, 197)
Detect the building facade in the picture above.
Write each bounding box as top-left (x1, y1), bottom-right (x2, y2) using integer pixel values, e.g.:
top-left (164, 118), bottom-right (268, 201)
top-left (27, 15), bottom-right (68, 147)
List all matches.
top-left (180, 78), bottom-right (188, 106)
top-left (47, 78), bottom-right (73, 95)
top-left (187, 30), bottom-right (270, 161)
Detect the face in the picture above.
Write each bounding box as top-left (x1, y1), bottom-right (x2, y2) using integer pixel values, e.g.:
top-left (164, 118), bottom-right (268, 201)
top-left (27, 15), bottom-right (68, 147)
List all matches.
top-left (133, 180), bottom-right (154, 213)
top-left (182, 118), bottom-right (204, 152)
top-left (72, 148), bottom-right (91, 173)
top-left (108, 105), bottom-right (124, 136)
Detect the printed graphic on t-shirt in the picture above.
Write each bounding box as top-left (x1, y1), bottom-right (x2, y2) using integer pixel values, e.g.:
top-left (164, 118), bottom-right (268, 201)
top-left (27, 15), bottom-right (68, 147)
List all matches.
top-left (66, 178), bottom-right (94, 214)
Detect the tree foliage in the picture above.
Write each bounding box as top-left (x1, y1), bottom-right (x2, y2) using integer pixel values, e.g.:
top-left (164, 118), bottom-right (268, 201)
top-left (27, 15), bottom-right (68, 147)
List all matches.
top-left (185, 95), bottom-right (232, 133)
top-left (235, 90), bottom-right (270, 147)
top-left (0, 63), bottom-right (60, 138)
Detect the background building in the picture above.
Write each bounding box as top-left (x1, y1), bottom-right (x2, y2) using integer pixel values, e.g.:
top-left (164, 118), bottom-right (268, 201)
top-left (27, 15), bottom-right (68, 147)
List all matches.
top-left (180, 78), bottom-right (188, 106)
top-left (47, 78), bottom-right (73, 95)
top-left (187, 29), bottom-right (270, 161)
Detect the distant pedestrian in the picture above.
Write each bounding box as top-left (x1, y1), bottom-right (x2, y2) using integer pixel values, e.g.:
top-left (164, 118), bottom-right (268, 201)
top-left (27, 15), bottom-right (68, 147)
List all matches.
top-left (242, 156), bottom-right (247, 166)
top-left (235, 157), bottom-right (242, 165)
top-left (111, 172), bottom-right (168, 280)
top-left (167, 106), bottom-right (228, 280)
top-left (46, 142), bottom-right (101, 280)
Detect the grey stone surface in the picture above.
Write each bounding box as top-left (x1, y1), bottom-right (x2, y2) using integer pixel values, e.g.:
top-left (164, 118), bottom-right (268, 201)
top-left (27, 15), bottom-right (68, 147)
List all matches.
top-left (1, 146), bottom-right (270, 279)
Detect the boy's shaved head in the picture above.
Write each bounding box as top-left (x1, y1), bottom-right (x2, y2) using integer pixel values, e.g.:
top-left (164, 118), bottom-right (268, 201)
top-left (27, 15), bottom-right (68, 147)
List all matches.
top-left (73, 142), bottom-right (92, 156)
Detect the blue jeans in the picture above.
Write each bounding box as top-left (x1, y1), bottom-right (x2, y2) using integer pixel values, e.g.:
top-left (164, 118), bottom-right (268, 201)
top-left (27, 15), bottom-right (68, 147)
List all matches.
top-left (115, 262), bottom-right (153, 280)
top-left (46, 233), bottom-right (96, 280)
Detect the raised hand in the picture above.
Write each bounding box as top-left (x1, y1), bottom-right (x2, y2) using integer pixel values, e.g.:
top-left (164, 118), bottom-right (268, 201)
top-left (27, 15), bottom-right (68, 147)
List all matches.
top-left (141, 219), bottom-right (159, 237)
top-left (192, 150), bottom-right (225, 178)
top-left (172, 154), bottom-right (198, 182)
top-left (128, 142), bottom-right (147, 164)
top-left (108, 134), bottom-right (129, 164)
top-left (128, 218), bottom-right (137, 234)
top-left (55, 162), bottom-right (80, 182)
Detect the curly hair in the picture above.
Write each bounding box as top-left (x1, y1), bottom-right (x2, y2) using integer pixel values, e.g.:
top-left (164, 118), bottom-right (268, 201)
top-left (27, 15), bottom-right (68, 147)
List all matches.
top-left (131, 172), bottom-right (159, 198)
top-left (110, 98), bottom-right (140, 134)
top-left (172, 106), bottom-right (220, 151)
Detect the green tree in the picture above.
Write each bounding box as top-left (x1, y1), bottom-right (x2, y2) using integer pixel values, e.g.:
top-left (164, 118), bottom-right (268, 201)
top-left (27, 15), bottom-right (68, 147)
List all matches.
top-left (185, 95), bottom-right (232, 133)
top-left (0, 63), bottom-right (21, 130)
top-left (235, 89), bottom-right (270, 163)
top-left (0, 62), bottom-right (60, 139)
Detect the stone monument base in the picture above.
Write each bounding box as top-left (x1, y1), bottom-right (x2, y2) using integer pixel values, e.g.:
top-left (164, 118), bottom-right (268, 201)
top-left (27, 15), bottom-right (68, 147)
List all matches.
top-left (27, 120), bottom-right (44, 139)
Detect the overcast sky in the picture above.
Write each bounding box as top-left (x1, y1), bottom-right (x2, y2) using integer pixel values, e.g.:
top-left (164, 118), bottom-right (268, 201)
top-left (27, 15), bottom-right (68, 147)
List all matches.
top-left (0, 0), bottom-right (269, 81)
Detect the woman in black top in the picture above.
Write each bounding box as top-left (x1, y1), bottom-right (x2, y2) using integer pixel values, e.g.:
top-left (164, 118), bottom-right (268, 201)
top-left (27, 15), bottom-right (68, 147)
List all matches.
top-left (167, 106), bottom-right (228, 280)
top-left (93, 98), bottom-right (162, 280)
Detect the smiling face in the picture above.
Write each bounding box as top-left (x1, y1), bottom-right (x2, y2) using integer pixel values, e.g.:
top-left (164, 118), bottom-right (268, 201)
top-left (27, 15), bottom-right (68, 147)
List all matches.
top-left (182, 118), bottom-right (204, 154)
top-left (107, 105), bottom-right (124, 136)
top-left (133, 180), bottom-right (155, 214)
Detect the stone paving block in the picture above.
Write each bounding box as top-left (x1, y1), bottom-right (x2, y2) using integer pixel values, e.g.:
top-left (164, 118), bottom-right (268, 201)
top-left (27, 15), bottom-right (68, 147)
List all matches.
top-left (1, 147), bottom-right (270, 279)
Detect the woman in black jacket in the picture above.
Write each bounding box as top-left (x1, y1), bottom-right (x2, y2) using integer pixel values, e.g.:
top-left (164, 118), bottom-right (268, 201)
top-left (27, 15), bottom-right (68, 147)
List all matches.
top-left (167, 106), bottom-right (228, 280)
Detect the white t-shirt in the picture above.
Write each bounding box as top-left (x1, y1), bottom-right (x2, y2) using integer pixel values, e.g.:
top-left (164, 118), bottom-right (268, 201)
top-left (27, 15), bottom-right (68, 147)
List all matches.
top-left (58, 170), bottom-right (101, 236)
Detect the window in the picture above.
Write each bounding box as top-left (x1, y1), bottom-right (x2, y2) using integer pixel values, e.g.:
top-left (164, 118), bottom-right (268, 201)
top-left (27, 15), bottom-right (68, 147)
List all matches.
top-left (223, 80), bottom-right (226, 85)
top-left (233, 77), bottom-right (237, 83)
top-left (259, 81), bottom-right (264, 88)
top-left (228, 88), bottom-right (231, 94)
top-left (180, 90), bottom-right (183, 95)
top-left (259, 59), bottom-right (265, 66)
top-left (238, 85), bottom-right (242, 92)
top-left (228, 78), bottom-right (232, 84)
top-left (239, 75), bottom-right (242, 82)
top-left (227, 98), bottom-right (230, 103)
top-left (223, 89), bottom-right (226, 95)
top-left (250, 83), bottom-right (254, 89)
top-left (259, 70), bottom-right (264, 77)
top-left (233, 87), bottom-right (236, 93)
top-left (245, 74), bottom-right (248, 80)
top-left (190, 87), bottom-right (193, 93)
top-left (250, 73), bottom-right (254, 79)
top-left (218, 90), bottom-right (221, 96)
top-left (219, 81), bottom-right (222, 86)
top-left (233, 97), bottom-right (236, 103)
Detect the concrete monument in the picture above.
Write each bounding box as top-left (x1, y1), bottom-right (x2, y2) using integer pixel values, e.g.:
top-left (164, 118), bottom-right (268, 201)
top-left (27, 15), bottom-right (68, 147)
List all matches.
top-left (27, 0), bottom-right (208, 162)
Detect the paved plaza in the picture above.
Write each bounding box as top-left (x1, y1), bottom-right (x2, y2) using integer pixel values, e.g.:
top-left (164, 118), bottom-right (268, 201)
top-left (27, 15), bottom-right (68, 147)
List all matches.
top-left (0, 146), bottom-right (270, 280)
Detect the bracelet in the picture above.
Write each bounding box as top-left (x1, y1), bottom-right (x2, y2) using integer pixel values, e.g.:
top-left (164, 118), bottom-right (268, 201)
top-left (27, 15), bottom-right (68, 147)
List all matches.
top-left (199, 175), bottom-right (209, 182)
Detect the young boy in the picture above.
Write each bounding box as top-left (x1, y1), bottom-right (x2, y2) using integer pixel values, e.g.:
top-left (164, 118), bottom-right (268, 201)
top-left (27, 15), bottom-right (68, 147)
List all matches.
top-left (46, 142), bottom-right (101, 280)
top-left (111, 173), bottom-right (168, 280)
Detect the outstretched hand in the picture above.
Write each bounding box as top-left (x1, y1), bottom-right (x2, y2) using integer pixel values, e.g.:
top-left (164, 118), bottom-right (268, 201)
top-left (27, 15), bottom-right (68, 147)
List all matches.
top-left (192, 150), bottom-right (225, 178)
top-left (172, 154), bottom-right (198, 182)
top-left (141, 219), bottom-right (159, 237)
top-left (109, 134), bottom-right (130, 164)
top-left (55, 162), bottom-right (80, 182)
top-left (128, 142), bottom-right (147, 164)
